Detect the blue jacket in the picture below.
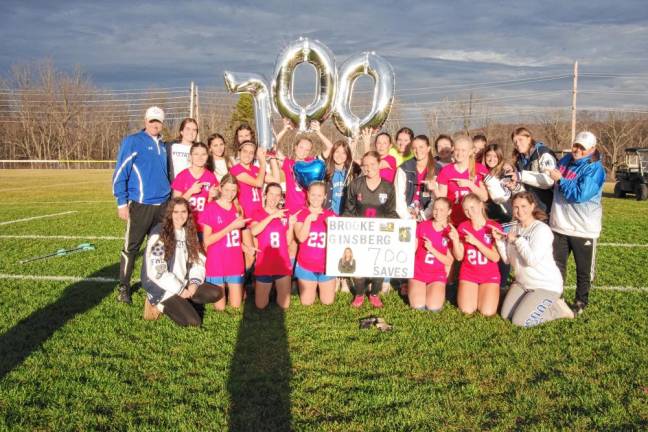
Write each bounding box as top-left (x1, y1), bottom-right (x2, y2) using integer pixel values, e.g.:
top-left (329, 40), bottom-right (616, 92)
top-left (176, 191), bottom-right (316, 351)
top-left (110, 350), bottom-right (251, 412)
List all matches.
top-left (112, 130), bottom-right (170, 206)
top-left (549, 152), bottom-right (606, 239)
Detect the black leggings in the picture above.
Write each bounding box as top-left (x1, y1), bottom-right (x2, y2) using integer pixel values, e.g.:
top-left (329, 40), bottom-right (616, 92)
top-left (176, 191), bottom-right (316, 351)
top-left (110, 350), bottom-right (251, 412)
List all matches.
top-left (553, 231), bottom-right (596, 305)
top-left (161, 283), bottom-right (222, 327)
top-left (353, 278), bottom-right (384, 296)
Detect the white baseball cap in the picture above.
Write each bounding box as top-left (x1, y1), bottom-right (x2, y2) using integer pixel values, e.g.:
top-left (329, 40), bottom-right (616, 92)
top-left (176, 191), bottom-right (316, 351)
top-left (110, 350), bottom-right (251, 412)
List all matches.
top-left (145, 106), bottom-right (165, 122)
top-left (574, 131), bottom-right (596, 150)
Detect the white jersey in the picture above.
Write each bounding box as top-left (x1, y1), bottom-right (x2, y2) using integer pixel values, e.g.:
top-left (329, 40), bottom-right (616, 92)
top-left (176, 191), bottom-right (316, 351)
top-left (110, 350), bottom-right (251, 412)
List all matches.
top-left (170, 143), bottom-right (192, 179)
top-left (495, 220), bottom-right (563, 294)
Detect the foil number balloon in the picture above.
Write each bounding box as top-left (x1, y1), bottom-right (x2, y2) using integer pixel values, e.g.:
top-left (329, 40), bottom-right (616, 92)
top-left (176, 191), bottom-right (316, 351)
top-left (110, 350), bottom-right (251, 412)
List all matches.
top-left (224, 38), bottom-right (395, 144)
top-left (272, 37), bottom-right (338, 132)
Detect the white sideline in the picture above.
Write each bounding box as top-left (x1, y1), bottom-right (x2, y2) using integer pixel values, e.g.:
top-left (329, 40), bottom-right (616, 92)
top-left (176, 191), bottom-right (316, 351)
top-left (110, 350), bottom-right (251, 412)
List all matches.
top-left (0, 211), bottom-right (78, 226)
top-left (0, 234), bottom-right (121, 240)
top-left (598, 243), bottom-right (648, 248)
top-left (0, 273), bottom-right (117, 283)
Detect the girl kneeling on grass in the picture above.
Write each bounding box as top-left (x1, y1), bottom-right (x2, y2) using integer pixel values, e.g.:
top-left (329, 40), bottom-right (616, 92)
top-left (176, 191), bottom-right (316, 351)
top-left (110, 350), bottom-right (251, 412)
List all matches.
top-left (142, 197), bottom-right (222, 327)
top-left (294, 181), bottom-right (337, 306)
top-left (494, 192), bottom-right (574, 327)
top-left (200, 174), bottom-right (249, 310)
top-left (250, 183), bottom-right (296, 310)
top-left (408, 198), bottom-right (460, 311)
top-left (454, 193), bottom-right (502, 316)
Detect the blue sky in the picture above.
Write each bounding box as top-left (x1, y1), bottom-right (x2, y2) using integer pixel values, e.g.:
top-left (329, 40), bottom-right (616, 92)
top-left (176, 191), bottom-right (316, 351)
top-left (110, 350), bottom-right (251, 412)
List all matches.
top-left (1, 0), bottom-right (647, 124)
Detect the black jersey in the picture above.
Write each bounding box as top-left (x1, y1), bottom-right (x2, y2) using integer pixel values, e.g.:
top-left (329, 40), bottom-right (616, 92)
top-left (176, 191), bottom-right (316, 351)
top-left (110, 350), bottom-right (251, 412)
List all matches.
top-left (343, 176), bottom-right (398, 218)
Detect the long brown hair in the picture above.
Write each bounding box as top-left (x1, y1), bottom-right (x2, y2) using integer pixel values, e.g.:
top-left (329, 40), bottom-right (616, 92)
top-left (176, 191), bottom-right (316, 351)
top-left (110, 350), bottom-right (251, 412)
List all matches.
top-left (483, 143), bottom-right (505, 176)
top-left (206, 132), bottom-right (232, 172)
top-left (175, 118), bottom-right (198, 143)
top-left (234, 123), bottom-right (256, 148)
top-left (511, 126), bottom-right (536, 159)
top-left (511, 191), bottom-right (548, 222)
top-left (325, 140), bottom-right (354, 182)
top-left (412, 134), bottom-right (436, 182)
top-left (161, 197), bottom-right (203, 263)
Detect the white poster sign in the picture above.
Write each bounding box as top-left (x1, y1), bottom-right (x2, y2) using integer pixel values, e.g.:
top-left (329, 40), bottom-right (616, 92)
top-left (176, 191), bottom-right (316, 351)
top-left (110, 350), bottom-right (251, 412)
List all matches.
top-left (326, 217), bottom-right (417, 278)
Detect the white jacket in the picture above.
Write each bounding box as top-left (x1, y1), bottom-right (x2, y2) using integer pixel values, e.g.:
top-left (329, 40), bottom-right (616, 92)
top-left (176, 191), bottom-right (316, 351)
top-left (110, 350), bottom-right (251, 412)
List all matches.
top-left (141, 225), bottom-right (206, 305)
top-left (495, 220), bottom-right (563, 294)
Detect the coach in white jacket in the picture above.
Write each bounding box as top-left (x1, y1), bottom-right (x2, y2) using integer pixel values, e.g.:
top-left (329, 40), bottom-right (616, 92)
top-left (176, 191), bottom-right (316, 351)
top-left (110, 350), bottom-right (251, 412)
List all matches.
top-left (494, 192), bottom-right (573, 327)
top-left (142, 197), bottom-right (222, 326)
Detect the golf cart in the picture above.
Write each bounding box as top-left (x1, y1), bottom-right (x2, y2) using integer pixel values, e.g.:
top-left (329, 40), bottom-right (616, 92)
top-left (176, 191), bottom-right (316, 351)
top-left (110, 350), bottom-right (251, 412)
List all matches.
top-left (614, 148), bottom-right (648, 201)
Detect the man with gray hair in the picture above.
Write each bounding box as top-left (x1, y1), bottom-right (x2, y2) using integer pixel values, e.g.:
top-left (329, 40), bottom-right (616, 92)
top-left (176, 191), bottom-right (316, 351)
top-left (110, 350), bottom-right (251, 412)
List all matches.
top-left (112, 106), bottom-right (171, 304)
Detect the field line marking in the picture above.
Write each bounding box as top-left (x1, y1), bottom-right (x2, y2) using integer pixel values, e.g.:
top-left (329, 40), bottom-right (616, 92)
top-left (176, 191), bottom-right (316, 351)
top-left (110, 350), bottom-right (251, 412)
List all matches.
top-left (0, 234), bottom-right (121, 240)
top-left (0, 180), bottom-right (107, 192)
top-left (598, 242), bottom-right (648, 248)
top-left (0, 211), bottom-right (78, 226)
top-left (0, 200), bottom-right (113, 205)
top-left (0, 273), bottom-right (117, 283)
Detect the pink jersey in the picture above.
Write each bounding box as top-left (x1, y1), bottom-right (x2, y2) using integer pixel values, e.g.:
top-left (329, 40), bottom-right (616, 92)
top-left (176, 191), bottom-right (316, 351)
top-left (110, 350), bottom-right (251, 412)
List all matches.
top-left (282, 158), bottom-right (312, 214)
top-left (379, 154), bottom-right (397, 183)
top-left (457, 220), bottom-right (501, 284)
top-left (413, 221), bottom-right (451, 283)
top-left (199, 201), bottom-right (244, 277)
top-left (296, 207), bottom-right (335, 273)
top-left (437, 163), bottom-right (488, 225)
top-left (171, 168), bottom-right (218, 232)
top-left (251, 209), bottom-right (292, 276)
top-left (230, 163), bottom-right (262, 217)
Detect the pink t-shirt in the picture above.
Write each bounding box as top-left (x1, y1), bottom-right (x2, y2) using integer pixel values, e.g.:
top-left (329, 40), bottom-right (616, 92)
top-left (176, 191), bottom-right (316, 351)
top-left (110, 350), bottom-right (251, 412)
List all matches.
top-left (437, 163), bottom-right (488, 225)
top-left (282, 158), bottom-right (313, 214)
top-left (379, 154), bottom-right (397, 183)
top-left (171, 168), bottom-right (218, 232)
top-left (414, 221), bottom-right (451, 281)
top-left (251, 209), bottom-right (292, 276)
top-left (457, 220), bottom-right (501, 280)
top-left (199, 201), bottom-right (244, 277)
top-left (230, 163), bottom-right (262, 217)
top-left (296, 207), bottom-right (335, 273)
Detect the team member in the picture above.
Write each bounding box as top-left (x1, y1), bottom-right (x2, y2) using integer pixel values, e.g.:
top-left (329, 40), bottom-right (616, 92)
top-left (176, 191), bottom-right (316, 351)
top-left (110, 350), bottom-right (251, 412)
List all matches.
top-left (206, 133), bottom-right (233, 182)
top-left (294, 182), bottom-right (337, 306)
top-left (395, 134), bottom-right (441, 220)
top-left (171, 142), bottom-right (218, 234)
top-left (511, 126), bottom-right (557, 212)
top-left (453, 193), bottom-right (501, 316)
top-left (324, 140), bottom-right (361, 215)
top-left (112, 106), bottom-right (170, 304)
top-left (250, 183), bottom-right (296, 309)
top-left (548, 131), bottom-right (605, 315)
top-left (359, 129), bottom-right (398, 183)
top-left (201, 174), bottom-right (249, 310)
top-left (344, 151), bottom-right (399, 308)
top-left (434, 134), bottom-right (454, 167)
top-left (482, 144), bottom-right (523, 223)
top-left (167, 118), bottom-right (198, 181)
top-left (408, 198), bottom-right (459, 311)
top-left (437, 136), bottom-right (489, 226)
top-left (389, 127), bottom-right (415, 166)
top-left (494, 192), bottom-right (574, 327)
top-left (230, 141), bottom-right (267, 217)
top-left (233, 124), bottom-right (255, 149)
top-left (472, 134), bottom-right (488, 163)
top-left (141, 197), bottom-right (222, 326)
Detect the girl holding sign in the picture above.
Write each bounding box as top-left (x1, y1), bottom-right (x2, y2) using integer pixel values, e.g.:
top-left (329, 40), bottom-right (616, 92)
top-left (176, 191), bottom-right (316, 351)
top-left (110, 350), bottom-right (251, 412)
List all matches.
top-left (453, 193), bottom-right (502, 316)
top-left (250, 183), bottom-right (296, 309)
top-left (171, 142), bottom-right (219, 236)
top-left (200, 174), bottom-right (249, 310)
top-left (436, 136), bottom-right (489, 226)
top-left (294, 182), bottom-right (337, 306)
top-left (409, 198), bottom-right (459, 311)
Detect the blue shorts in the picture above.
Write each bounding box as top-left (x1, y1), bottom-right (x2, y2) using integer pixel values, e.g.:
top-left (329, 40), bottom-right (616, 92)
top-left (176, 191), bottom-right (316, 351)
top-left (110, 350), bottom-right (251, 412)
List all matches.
top-left (294, 263), bottom-right (335, 283)
top-left (206, 275), bottom-right (244, 286)
top-left (256, 274), bottom-right (290, 283)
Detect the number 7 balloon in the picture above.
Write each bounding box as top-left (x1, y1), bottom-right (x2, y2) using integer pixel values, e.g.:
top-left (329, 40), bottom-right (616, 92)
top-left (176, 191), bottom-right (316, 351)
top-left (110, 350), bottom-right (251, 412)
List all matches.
top-left (224, 71), bottom-right (275, 150)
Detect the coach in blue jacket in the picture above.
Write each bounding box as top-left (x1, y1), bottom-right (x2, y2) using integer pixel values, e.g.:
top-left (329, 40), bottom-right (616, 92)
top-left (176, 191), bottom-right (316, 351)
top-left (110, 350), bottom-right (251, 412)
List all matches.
top-left (548, 131), bottom-right (606, 315)
top-left (112, 106), bottom-right (171, 304)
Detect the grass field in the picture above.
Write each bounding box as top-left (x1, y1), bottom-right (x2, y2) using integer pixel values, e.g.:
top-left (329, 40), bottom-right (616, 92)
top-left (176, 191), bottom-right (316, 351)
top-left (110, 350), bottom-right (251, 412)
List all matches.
top-left (0, 169), bottom-right (646, 431)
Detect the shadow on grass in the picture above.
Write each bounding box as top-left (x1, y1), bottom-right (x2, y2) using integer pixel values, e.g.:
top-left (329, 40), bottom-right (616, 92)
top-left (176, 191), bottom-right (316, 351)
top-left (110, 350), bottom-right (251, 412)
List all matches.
top-left (0, 263), bottom-right (119, 380)
top-left (226, 297), bottom-right (292, 431)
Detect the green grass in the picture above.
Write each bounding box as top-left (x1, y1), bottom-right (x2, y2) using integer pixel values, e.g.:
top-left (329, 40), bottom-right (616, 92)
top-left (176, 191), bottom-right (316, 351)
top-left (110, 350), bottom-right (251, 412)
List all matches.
top-left (0, 170), bottom-right (646, 431)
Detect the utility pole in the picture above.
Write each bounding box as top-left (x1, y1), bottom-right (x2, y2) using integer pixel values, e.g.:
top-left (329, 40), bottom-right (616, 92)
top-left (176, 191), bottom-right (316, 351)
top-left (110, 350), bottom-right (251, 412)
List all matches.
top-left (571, 61), bottom-right (578, 143)
top-left (195, 85), bottom-right (200, 141)
top-left (189, 81), bottom-right (195, 119)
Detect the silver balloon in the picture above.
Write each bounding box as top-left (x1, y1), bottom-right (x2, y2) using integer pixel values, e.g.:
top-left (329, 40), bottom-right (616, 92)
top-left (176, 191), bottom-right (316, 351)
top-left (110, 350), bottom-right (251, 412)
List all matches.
top-left (271, 37), bottom-right (337, 132)
top-left (332, 52), bottom-right (395, 138)
top-left (224, 71), bottom-right (274, 150)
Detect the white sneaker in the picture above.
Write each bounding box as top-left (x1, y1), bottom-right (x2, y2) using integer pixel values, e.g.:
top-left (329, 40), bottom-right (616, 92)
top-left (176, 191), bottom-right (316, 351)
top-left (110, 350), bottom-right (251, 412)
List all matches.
top-left (551, 298), bottom-right (575, 319)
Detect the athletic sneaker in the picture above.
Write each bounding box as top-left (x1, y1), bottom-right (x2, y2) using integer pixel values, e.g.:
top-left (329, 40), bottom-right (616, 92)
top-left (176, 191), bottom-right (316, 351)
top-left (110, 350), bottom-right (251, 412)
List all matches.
top-left (551, 298), bottom-right (575, 319)
top-left (351, 295), bottom-right (365, 308)
top-left (571, 300), bottom-right (586, 316)
top-left (369, 295), bottom-right (384, 308)
top-left (117, 284), bottom-right (132, 304)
